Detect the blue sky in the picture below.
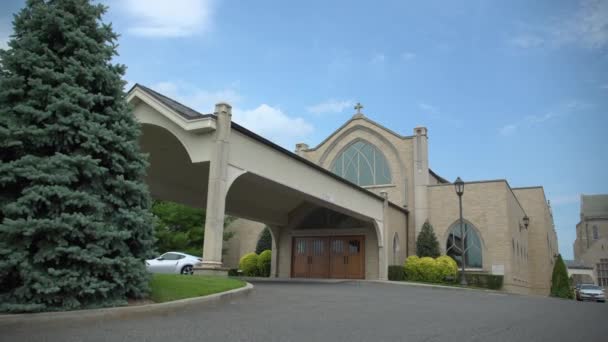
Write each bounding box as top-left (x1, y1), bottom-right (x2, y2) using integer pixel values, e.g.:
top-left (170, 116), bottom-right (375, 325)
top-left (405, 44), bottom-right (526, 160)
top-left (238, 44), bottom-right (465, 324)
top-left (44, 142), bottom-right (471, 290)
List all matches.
top-left (1, 0), bottom-right (607, 259)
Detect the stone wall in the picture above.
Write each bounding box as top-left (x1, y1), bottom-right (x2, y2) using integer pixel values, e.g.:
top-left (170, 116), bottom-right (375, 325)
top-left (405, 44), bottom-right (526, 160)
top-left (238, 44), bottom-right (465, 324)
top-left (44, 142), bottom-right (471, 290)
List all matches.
top-left (222, 218), bottom-right (266, 269)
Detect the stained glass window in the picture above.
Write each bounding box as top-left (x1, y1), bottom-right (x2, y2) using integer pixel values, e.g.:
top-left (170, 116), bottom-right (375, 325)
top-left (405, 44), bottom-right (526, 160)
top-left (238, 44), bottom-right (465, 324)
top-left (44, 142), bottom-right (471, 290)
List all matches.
top-left (446, 222), bottom-right (483, 268)
top-left (331, 140), bottom-right (392, 186)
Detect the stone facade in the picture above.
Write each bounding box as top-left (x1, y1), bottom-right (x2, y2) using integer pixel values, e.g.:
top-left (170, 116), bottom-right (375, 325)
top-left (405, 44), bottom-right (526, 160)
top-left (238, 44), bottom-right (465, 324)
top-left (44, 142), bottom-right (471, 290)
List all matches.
top-left (222, 219), bottom-right (266, 269)
top-left (222, 109), bottom-right (557, 294)
top-left (573, 194), bottom-right (608, 287)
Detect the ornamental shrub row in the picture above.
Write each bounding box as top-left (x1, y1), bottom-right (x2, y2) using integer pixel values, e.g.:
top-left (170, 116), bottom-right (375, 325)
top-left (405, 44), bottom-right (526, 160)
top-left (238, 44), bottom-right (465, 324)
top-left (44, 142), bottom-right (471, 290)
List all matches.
top-left (388, 265), bottom-right (406, 281)
top-left (404, 255), bottom-right (458, 283)
top-left (461, 273), bottom-right (504, 290)
top-left (238, 250), bottom-right (272, 277)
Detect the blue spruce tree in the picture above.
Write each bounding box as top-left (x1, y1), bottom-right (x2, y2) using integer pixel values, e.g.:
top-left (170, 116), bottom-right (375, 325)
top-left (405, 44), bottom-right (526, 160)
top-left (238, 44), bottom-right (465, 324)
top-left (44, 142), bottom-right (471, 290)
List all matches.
top-left (0, 0), bottom-right (155, 312)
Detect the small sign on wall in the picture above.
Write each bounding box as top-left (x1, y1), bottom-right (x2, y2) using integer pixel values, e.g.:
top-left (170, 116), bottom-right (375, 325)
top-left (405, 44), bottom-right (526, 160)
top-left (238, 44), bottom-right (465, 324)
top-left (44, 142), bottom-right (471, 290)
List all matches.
top-left (492, 264), bottom-right (505, 275)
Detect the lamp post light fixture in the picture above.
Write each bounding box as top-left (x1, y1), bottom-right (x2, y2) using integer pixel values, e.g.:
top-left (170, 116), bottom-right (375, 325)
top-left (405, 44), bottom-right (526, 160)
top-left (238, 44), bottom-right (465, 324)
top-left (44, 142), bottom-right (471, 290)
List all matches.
top-left (454, 177), bottom-right (467, 286)
top-left (523, 215), bottom-right (530, 230)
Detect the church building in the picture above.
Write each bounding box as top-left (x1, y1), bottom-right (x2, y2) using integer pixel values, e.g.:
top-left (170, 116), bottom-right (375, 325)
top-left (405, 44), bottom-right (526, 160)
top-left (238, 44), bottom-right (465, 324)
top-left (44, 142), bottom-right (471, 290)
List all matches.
top-left (128, 85), bottom-right (558, 296)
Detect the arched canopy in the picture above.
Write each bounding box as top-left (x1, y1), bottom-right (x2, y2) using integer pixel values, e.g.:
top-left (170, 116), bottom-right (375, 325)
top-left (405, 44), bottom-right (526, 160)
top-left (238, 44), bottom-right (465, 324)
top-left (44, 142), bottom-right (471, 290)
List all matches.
top-left (445, 221), bottom-right (483, 268)
top-left (331, 140), bottom-right (392, 186)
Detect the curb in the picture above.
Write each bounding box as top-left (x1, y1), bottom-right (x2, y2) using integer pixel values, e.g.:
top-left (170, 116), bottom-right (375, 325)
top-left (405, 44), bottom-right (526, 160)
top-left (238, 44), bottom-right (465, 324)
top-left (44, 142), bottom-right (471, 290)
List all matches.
top-left (0, 282), bottom-right (253, 326)
top-left (365, 280), bottom-right (508, 294)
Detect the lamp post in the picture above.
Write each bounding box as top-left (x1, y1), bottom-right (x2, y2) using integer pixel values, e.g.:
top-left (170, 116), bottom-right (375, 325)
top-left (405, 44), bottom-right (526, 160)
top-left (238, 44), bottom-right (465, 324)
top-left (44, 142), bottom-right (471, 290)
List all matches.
top-left (523, 215), bottom-right (530, 230)
top-left (454, 177), bottom-right (467, 286)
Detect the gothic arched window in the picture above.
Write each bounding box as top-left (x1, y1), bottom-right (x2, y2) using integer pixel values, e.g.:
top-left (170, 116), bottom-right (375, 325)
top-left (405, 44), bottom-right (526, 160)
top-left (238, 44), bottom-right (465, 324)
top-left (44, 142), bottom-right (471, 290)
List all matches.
top-left (331, 140), bottom-right (392, 186)
top-left (446, 221), bottom-right (483, 268)
top-left (593, 225), bottom-right (599, 240)
top-left (392, 232), bottom-right (400, 264)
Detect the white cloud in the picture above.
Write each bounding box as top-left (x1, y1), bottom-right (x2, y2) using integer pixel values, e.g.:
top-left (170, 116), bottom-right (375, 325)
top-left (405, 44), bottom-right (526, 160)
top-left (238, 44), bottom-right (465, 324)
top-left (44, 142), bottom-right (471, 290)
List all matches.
top-left (148, 81), bottom-right (313, 148)
top-left (510, 0), bottom-right (608, 49)
top-left (150, 81), bottom-right (240, 112)
top-left (233, 105), bottom-right (314, 147)
top-left (499, 100), bottom-right (592, 136)
top-left (122, 0), bottom-right (214, 38)
top-left (371, 53), bottom-right (386, 64)
top-left (307, 99), bottom-right (353, 115)
top-left (418, 102), bottom-right (439, 115)
top-left (509, 34), bottom-right (545, 49)
top-left (499, 124), bottom-right (518, 136)
top-left (401, 52), bottom-right (416, 60)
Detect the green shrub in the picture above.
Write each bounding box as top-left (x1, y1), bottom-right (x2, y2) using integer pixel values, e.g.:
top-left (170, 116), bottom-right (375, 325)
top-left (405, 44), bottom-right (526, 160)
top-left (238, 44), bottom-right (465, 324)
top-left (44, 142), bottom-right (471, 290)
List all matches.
top-left (227, 268), bottom-right (240, 277)
top-left (239, 253), bottom-right (259, 276)
top-left (461, 273), bottom-right (504, 289)
top-left (255, 227), bottom-right (273, 254)
top-left (257, 250), bottom-right (272, 277)
top-left (417, 257), bottom-right (438, 282)
top-left (550, 254), bottom-right (573, 299)
top-left (416, 221), bottom-right (440, 257)
top-left (405, 255), bottom-right (459, 283)
top-left (404, 256), bottom-right (421, 280)
top-left (388, 265), bottom-right (406, 281)
top-left (436, 256), bottom-right (458, 281)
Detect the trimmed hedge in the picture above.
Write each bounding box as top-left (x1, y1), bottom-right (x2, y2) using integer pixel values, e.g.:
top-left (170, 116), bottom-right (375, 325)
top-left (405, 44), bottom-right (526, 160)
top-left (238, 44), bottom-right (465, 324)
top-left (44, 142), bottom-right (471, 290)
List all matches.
top-left (257, 250), bottom-right (272, 277)
top-left (388, 265), bottom-right (406, 281)
top-left (239, 253), bottom-right (259, 276)
top-left (461, 273), bottom-right (504, 290)
top-left (404, 255), bottom-right (458, 283)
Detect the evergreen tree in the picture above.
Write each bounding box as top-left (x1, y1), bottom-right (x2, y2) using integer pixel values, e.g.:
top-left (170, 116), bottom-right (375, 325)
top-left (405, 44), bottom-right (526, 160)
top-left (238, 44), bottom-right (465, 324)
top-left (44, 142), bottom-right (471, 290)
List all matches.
top-left (0, 0), bottom-right (155, 312)
top-left (151, 200), bottom-right (234, 257)
top-left (550, 254), bottom-right (573, 299)
top-left (416, 221), bottom-right (440, 258)
top-left (255, 227), bottom-right (273, 254)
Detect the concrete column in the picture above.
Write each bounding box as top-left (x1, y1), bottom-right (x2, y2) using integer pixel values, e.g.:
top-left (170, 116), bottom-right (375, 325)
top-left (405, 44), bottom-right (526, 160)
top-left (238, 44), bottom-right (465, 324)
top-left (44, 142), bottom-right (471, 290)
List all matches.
top-left (268, 226), bottom-right (281, 277)
top-left (412, 126), bottom-right (430, 239)
top-left (377, 193), bottom-right (390, 280)
top-left (198, 103), bottom-right (232, 272)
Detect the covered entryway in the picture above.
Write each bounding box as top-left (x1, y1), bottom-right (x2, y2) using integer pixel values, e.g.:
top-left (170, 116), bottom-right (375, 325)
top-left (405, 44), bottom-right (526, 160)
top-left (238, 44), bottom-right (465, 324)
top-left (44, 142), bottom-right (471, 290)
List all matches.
top-left (128, 84), bottom-right (409, 280)
top-left (292, 236), bottom-right (365, 279)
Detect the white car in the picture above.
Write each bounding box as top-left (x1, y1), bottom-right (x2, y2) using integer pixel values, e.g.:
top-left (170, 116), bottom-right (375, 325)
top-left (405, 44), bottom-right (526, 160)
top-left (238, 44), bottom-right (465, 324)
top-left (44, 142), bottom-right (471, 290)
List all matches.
top-left (146, 252), bottom-right (202, 275)
top-left (576, 284), bottom-right (606, 302)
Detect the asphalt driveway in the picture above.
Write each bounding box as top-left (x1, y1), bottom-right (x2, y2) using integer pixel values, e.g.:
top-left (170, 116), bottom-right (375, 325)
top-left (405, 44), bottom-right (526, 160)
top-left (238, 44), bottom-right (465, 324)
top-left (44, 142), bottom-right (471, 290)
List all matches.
top-left (1, 281), bottom-right (607, 342)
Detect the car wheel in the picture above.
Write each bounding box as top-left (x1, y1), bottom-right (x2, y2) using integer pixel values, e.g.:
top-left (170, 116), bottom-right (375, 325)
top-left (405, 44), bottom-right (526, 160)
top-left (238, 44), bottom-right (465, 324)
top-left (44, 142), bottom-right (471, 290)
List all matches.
top-left (181, 265), bottom-right (194, 275)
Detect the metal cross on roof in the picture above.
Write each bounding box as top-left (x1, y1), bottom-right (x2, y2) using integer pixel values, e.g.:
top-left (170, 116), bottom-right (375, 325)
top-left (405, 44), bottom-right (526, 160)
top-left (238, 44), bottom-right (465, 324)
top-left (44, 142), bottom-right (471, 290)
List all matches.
top-left (354, 102), bottom-right (363, 114)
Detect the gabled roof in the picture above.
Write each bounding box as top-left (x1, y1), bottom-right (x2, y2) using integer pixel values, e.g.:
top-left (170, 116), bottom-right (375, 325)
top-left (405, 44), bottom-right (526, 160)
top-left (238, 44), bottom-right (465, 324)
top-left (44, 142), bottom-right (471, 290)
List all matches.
top-left (129, 83), bottom-right (209, 120)
top-left (429, 169), bottom-right (449, 184)
top-left (128, 84), bottom-right (409, 214)
top-left (305, 113), bottom-right (413, 152)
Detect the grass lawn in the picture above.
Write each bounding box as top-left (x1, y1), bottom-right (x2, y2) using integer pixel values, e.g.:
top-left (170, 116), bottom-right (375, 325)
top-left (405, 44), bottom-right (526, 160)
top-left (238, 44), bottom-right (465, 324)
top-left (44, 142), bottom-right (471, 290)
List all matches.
top-left (149, 274), bottom-right (246, 303)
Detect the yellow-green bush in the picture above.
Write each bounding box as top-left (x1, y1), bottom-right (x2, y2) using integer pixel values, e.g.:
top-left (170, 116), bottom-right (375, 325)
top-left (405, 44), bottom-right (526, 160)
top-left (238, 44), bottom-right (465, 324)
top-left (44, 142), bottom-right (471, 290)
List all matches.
top-left (436, 255), bottom-right (458, 280)
top-left (257, 250), bottom-right (272, 277)
top-left (239, 252), bottom-right (259, 276)
top-left (404, 255), bottom-right (420, 280)
top-left (404, 255), bottom-right (458, 283)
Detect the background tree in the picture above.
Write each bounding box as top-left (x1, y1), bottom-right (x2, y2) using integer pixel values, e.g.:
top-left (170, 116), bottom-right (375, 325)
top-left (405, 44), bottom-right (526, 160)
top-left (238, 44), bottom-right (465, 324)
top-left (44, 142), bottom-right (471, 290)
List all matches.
top-left (255, 227), bottom-right (273, 254)
top-left (0, 0), bottom-right (155, 312)
top-left (550, 254), bottom-right (573, 299)
top-left (416, 221), bottom-right (440, 258)
top-left (152, 200), bottom-right (234, 257)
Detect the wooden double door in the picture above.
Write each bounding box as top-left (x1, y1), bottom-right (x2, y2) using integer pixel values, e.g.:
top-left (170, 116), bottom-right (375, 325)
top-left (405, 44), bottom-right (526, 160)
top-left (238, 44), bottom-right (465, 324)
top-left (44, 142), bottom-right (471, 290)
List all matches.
top-left (292, 236), bottom-right (365, 279)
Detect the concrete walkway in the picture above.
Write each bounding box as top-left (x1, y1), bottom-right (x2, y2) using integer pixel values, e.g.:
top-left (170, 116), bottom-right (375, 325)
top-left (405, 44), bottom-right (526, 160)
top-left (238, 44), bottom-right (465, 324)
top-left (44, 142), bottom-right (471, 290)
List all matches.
top-left (2, 281), bottom-right (607, 342)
